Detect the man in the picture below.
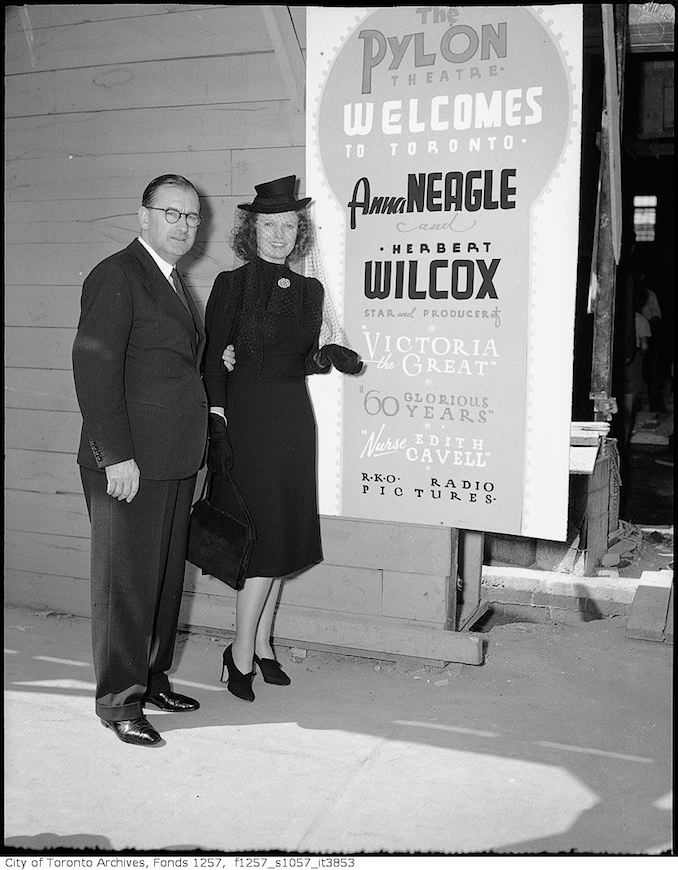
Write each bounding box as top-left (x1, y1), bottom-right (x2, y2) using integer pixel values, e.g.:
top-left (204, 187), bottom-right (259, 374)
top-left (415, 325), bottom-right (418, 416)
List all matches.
top-left (72, 175), bottom-right (209, 747)
top-left (639, 281), bottom-right (665, 413)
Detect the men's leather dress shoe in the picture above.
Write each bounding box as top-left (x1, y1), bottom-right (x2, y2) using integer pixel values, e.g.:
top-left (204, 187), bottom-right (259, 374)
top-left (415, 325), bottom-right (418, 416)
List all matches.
top-left (101, 717), bottom-right (164, 747)
top-left (144, 690), bottom-right (200, 712)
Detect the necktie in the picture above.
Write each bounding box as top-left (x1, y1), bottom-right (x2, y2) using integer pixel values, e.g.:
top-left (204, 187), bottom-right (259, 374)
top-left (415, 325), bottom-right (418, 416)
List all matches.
top-left (170, 267), bottom-right (191, 314)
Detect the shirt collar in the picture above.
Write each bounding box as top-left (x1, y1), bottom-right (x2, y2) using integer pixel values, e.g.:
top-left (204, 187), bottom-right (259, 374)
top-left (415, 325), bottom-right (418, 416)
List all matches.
top-left (137, 237), bottom-right (175, 282)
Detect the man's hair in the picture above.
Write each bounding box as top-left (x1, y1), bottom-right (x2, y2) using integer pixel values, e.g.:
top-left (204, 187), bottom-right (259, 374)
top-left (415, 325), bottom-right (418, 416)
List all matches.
top-left (141, 175), bottom-right (198, 207)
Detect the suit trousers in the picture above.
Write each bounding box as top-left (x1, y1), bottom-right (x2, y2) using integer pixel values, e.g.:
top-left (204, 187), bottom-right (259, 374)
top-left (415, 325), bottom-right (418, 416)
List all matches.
top-left (80, 467), bottom-right (197, 721)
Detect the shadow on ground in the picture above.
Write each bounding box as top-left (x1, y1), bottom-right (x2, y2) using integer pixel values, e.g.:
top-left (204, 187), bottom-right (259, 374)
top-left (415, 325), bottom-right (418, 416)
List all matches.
top-left (4, 607), bottom-right (673, 855)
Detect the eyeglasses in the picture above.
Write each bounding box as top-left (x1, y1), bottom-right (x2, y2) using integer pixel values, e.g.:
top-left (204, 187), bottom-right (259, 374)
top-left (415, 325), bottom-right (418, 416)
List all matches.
top-left (146, 206), bottom-right (201, 228)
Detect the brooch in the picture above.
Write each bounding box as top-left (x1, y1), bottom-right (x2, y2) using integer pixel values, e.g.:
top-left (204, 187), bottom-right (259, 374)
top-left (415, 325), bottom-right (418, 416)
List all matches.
top-left (277, 277), bottom-right (291, 289)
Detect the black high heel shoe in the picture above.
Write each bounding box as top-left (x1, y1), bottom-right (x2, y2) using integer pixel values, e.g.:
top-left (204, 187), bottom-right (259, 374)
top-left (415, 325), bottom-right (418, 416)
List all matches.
top-left (254, 653), bottom-right (291, 686)
top-left (221, 644), bottom-right (255, 702)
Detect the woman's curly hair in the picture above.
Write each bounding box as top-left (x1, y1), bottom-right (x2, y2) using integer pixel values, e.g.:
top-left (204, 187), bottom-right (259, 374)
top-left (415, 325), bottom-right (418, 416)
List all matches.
top-left (231, 210), bottom-right (313, 263)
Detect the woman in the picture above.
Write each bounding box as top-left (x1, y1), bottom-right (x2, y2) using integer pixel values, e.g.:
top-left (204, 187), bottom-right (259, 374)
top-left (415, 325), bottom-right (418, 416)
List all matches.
top-left (203, 175), bottom-right (361, 702)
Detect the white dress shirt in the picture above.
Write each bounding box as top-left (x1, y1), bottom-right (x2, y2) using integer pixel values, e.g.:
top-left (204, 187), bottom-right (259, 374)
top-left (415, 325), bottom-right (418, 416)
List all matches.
top-left (137, 236), bottom-right (175, 288)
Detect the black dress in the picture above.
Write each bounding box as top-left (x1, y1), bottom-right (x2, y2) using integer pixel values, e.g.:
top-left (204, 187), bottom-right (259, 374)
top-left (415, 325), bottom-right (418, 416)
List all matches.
top-left (203, 258), bottom-right (324, 579)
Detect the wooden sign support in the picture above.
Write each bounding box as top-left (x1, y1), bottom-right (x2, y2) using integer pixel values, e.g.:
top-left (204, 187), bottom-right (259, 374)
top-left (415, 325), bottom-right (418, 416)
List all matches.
top-left (456, 530), bottom-right (490, 632)
top-left (590, 4), bottom-right (628, 422)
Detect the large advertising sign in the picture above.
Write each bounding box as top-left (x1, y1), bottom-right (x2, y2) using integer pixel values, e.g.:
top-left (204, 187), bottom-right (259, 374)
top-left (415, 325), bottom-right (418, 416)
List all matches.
top-left (307, 5), bottom-right (582, 540)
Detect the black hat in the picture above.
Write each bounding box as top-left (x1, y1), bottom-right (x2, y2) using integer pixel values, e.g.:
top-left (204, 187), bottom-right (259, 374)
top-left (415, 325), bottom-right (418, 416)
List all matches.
top-left (238, 175), bottom-right (311, 214)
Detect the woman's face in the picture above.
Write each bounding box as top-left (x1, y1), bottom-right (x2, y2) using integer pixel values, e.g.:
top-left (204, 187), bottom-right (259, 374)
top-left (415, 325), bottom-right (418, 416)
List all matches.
top-left (256, 211), bottom-right (299, 264)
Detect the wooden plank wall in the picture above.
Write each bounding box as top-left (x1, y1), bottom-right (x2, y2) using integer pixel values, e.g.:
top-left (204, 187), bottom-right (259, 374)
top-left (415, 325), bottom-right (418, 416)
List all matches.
top-left (4, 4), bottom-right (460, 652)
top-left (4, 3), bottom-right (307, 608)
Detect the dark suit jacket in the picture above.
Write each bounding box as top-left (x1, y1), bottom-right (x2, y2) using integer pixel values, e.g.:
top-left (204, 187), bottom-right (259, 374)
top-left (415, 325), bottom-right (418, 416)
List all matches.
top-left (72, 239), bottom-right (208, 479)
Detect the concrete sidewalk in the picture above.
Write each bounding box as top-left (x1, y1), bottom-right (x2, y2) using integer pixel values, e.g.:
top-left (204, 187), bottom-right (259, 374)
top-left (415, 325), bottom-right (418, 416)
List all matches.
top-left (3, 605), bottom-right (673, 855)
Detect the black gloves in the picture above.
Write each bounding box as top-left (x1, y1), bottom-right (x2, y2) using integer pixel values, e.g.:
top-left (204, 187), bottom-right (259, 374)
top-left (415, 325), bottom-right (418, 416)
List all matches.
top-left (207, 413), bottom-right (234, 475)
top-left (315, 344), bottom-right (363, 375)
top-left (305, 349), bottom-right (332, 375)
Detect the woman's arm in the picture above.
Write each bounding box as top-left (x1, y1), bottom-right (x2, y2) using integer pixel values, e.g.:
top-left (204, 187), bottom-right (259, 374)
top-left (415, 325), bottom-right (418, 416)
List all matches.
top-left (305, 278), bottom-right (363, 375)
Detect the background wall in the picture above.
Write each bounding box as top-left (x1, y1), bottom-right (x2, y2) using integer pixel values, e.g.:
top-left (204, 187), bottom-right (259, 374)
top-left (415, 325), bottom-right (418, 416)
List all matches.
top-left (4, 4), bottom-right (462, 660)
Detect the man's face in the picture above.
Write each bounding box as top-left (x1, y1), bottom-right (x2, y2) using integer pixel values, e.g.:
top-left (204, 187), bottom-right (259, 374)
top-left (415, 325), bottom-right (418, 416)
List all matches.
top-left (138, 184), bottom-right (200, 265)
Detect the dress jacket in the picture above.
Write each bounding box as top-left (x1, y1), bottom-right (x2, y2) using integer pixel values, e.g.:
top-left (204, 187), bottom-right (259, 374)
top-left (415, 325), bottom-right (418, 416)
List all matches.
top-left (72, 239), bottom-right (208, 479)
top-left (202, 260), bottom-right (324, 409)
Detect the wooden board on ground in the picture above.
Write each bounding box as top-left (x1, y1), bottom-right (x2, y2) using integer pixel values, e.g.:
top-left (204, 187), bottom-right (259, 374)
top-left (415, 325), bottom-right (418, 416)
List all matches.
top-left (180, 625), bottom-right (450, 668)
top-left (626, 583), bottom-right (673, 642)
top-left (663, 586), bottom-right (673, 644)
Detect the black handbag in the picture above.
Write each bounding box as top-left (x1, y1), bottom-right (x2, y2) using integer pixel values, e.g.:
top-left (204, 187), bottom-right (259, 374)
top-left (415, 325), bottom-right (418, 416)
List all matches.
top-left (187, 471), bottom-right (256, 591)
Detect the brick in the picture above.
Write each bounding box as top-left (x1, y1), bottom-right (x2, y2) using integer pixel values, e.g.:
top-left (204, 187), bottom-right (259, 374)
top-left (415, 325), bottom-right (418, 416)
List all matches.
top-left (481, 586), bottom-right (534, 606)
top-left (532, 592), bottom-right (586, 611)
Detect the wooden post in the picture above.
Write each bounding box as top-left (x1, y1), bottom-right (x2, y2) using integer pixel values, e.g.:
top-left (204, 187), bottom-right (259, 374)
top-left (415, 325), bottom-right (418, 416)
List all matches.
top-left (456, 530), bottom-right (489, 631)
top-left (590, 126), bottom-right (616, 421)
top-left (590, 4), bottom-right (628, 422)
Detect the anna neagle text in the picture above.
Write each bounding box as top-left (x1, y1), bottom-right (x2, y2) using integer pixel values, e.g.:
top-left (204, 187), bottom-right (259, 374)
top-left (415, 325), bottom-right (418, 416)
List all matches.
top-left (347, 170), bottom-right (516, 229)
